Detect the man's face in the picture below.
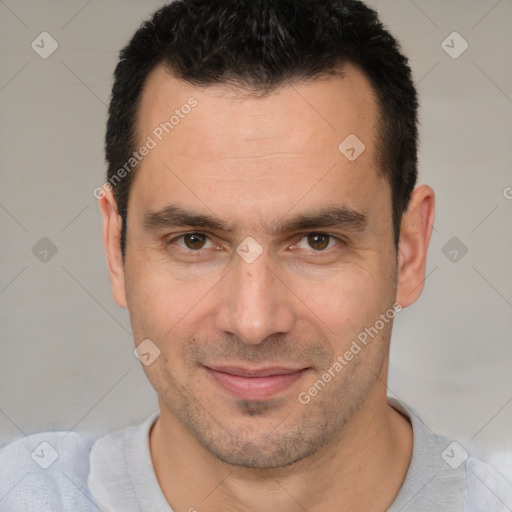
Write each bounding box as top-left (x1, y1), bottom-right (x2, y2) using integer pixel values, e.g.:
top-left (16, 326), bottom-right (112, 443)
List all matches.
top-left (118, 63), bottom-right (400, 467)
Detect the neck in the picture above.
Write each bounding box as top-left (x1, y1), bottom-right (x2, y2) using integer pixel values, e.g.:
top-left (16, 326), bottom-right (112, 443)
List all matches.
top-left (149, 381), bottom-right (413, 512)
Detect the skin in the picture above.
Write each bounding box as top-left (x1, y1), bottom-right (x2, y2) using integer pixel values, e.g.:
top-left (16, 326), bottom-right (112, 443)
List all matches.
top-left (100, 62), bottom-right (435, 511)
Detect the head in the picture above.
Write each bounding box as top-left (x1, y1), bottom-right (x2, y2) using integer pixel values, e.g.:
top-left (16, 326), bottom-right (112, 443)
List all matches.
top-left (100, 0), bottom-right (434, 468)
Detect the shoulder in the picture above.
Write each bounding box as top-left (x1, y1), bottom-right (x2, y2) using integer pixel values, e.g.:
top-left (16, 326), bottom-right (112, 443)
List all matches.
top-left (87, 413), bottom-right (161, 512)
top-left (388, 398), bottom-right (512, 511)
top-left (0, 430), bottom-right (98, 511)
top-left (464, 457), bottom-right (512, 511)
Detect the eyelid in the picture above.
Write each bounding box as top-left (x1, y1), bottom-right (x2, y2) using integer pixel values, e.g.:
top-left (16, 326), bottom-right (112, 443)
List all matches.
top-left (289, 231), bottom-right (347, 258)
top-left (163, 231), bottom-right (345, 253)
top-left (164, 231), bottom-right (216, 250)
top-left (292, 232), bottom-right (343, 252)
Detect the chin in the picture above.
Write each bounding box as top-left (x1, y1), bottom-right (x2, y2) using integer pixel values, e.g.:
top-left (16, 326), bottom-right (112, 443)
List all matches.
top-left (207, 440), bottom-right (316, 469)
top-left (193, 419), bottom-right (328, 469)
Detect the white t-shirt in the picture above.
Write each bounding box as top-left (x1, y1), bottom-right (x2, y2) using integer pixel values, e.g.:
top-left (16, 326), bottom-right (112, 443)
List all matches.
top-left (1, 398), bottom-right (511, 511)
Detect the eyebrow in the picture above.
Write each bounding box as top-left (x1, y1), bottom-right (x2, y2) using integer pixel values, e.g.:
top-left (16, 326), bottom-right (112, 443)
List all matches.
top-left (142, 204), bottom-right (368, 234)
top-left (272, 206), bottom-right (368, 233)
top-left (143, 205), bottom-right (232, 232)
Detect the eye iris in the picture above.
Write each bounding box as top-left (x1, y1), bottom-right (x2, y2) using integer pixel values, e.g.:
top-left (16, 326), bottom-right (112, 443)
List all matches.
top-left (184, 233), bottom-right (206, 250)
top-left (307, 233), bottom-right (329, 250)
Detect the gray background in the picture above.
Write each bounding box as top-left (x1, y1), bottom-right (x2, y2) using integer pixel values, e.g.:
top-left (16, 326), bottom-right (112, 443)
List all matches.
top-left (1, 0), bottom-right (511, 479)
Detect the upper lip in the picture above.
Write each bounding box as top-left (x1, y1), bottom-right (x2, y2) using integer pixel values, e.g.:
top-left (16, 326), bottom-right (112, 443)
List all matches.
top-left (205, 365), bottom-right (308, 377)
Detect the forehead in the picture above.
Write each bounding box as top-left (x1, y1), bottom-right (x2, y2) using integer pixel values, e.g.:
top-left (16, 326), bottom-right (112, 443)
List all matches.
top-left (131, 62), bottom-right (388, 229)
top-left (136, 62), bottom-right (379, 154)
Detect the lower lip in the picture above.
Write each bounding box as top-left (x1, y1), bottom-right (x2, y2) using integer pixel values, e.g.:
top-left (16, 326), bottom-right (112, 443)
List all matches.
top-left (205, 367), bottom-right (308, 400)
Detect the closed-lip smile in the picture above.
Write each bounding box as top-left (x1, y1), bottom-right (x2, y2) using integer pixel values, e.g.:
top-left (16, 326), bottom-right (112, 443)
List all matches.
top-left (204, 365), bottom-right (310, 400)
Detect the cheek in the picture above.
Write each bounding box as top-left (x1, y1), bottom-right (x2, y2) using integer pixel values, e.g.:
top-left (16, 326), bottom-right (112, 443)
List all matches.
top-left (290, 259), bottom-right (391, 330)
top-left (124, 255), bottom-right (203, 338)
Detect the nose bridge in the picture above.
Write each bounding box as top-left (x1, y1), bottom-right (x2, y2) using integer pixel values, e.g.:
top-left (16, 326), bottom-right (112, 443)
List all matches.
top-left (215, 252), bottom-right (295, 345)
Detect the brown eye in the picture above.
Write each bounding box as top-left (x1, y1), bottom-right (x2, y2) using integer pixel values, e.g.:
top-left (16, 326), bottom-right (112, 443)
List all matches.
top-left (183, 233), bottom-right (207, 250)
top-left (307, 233), bottom-right (330, 250)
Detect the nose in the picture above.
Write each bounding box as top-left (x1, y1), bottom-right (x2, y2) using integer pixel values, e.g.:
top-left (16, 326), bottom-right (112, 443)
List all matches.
top-left (214, 250), bottom-right (296, 346)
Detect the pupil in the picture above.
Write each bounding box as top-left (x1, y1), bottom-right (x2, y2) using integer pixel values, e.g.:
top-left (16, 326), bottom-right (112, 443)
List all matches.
top-left (308, 233), bottom-right (328, 250)
top-left (185, 233), bottom-right (205, 249)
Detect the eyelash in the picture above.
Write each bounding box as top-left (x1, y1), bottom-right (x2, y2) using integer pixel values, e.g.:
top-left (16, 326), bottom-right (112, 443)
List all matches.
top-left (164, 232), bottom-right (344, 255)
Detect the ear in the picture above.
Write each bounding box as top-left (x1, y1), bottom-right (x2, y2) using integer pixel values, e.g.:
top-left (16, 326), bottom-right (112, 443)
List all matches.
top-left (395, 185), bottom-right (435, 308)
top-left (98, 187), bottom-right (127, 309)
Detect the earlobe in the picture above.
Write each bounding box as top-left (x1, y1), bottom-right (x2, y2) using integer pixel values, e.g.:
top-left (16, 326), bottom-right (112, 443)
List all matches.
top-left (98, 187), bottom-right (128, 309)
top-left (395, 185), bottom-right (435, 308)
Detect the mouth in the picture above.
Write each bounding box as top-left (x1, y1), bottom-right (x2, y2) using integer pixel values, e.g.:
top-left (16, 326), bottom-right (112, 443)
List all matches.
top-left (203, 365), bottom-right (310, 400)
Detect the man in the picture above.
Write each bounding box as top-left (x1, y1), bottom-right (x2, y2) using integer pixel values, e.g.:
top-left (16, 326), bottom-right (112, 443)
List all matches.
top-left (1, 1), bottom-right (511, 510)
